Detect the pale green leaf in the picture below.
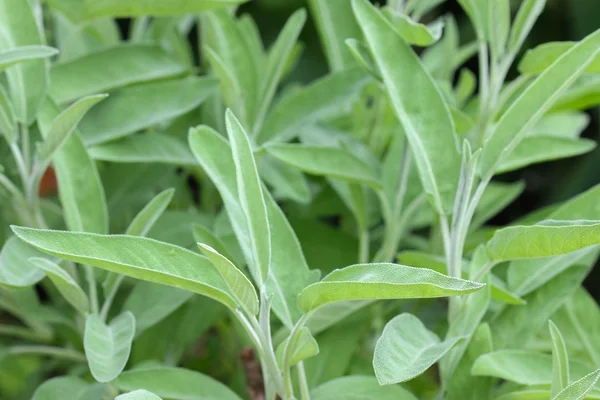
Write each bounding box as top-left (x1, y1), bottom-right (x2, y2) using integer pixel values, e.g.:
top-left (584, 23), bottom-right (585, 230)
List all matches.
top-left (226, 109), bottom-right (270, 286)
top-left (116, 390), bottom-right (162, 400)
top-left (260, 155), bottom-right (311, 204)
top-left (519, 42), bottom-right (600, 75)
top-left (50, 45), bottom-right (187, 103)
top-left (36, 94), bottom-right (107, 164)
top-left (472, 181), bottom-right (525, 229)
top-left (116, 366), bottom-right (242, 400)
top-left (374, 313), bottom-right (464, 384)
top-left (0, 85), bottom-right (16, 143)
top-left (11, 226), bottom-right (237, 310)
top-left (32, 376), bottom-right (89, 400)
top-left (554, 370), bottom-right (600, 400)
top-left (0, 45), bottom-right (57, 71)
top-left (562, 289), bottom-right (600, 366)
top-left (192, 225), bottom-right (238, 266)
top-left (266, 143), bottom-right (381, 189)
top-left (550, 320), bottom-right (570, 397)
top-left (508, 0), bottom-right (546, 54)
top-left (493, 390), bottom-right (552, 400)
top-left (82, 0), bottom-right (245, 19)
top-left (479, 28), bottom-right (600, 177)
top-left (311, 376), bottom-right (418, 400)
top-left (126, 189), bottom-right (174, 237)
top-left (383, 9), bottom-right (444, 46)
top-left (79, 77), bottom-right (217, 145)
top-left (455, 68), bottom-right (477, 108)
top-left (354, 0), bottom-right (461, 214)
top-left (0, 236), bottom-right (48, 287)
top-left (297, 263), bottom-right (484, 313)
top-left (198, 243), bottom-right (259, 316)
top-left (345, 38), bottom-right (381, 80)
top-left (0, 0), bottom-right (48, 123)
top-left (488, 0), bottom-right (510, 58)
top-left (551, 76), bottom-right (600, 112)
top-left (527, 111), bottom-right (589, 138)
top-left (458, 0), bottom-right (489, 39)
top-left (84, 311), bottom-right (136, 382)
top-left (276, 327), bottom-right (319, 368)
top-left (89, 133), bottom-right (196, 166)
top-left (30, 257), bottom-right (89, 314)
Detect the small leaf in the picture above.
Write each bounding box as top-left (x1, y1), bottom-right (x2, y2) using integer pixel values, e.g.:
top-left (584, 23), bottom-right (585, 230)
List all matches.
top-left (266, 143), bottom-right (381, 189)
top-left (554, 369), bottom-right (600, 400)
top-left (0, 85), bottom-right (16, 143)
top-left (508, 0), bottom-right (546, 54)
top-left (276, 327), bottom-right (319, 368)
top-left (518, 42), bottom-right (600, 74)
top-left (488, 0), bottom-right (510, 58)
top-left (549, 320), bottom-right (570, 397)
top-left (383, 9), bottom-right (444, 47)
top-left (311, 376), bottom-right (418, 400)
top-left (345, 38), bottom-right (381, 79)
top-left (81, 0), bottom-right (246, 19)
top-left (374, 313), bottom-right (464, 384)
top-left (32, 376), bottom-right (89, 400)
top-left (116, 390), bottom-right (162, 400)
top-left (260, 155), bottom-right (311, 204)
top-left (562, 289), bottom-right (600, 366)
top-left (297, 263), bottom-right (484, 313)
top-left (36, 94), bottom-right (107, 165)
top-left (0, 236), bottom-right (48, 287)
top-left (126, 189), bottom-right (175, 237)
top-left (192, 225), bottom-right (238, 265)
top-left (29, 257), bottom-right (89, 314)
top-left (527, 111), bottom-right (589, 138)
top-left (226, 110), bottom-right (270, 286)
top-left (198, 244), bottom-right (259, 316)
top-left (551, 75), bottom-right (600, 112)
top-left (84, 311), bottom-right (136, 382)
top-left (0, 45), bottom-right (58, 71)
top-left (11, 226), bottom-right (237, 310)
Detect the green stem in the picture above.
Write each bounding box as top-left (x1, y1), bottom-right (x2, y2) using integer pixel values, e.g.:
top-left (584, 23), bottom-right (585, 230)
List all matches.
top-left (297, 362), bottom-right (311, 400)
top-left (1, 345), bottom-right (86, 363)
top-left (9, 142), bottom-right (28, 190)
top-left (358, 230), bottom-right (369, 264)
top-left (0, 324), bottom-right (52, 342)
top-left (100, 274), bottom-right (124, 321)
top-left (85, 265), bottom-right (99, 315)
top-left (21, 123), bottom-right (30, 170)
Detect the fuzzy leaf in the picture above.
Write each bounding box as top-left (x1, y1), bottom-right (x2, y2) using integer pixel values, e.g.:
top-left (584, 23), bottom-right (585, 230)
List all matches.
top-left (30, 258), bottom-right (89, 314)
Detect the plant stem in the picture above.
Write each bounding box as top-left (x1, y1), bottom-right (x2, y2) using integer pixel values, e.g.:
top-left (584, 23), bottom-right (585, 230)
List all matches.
top-left (85, 265), bottom-right (99, 315)
top-left (21, 123), bottom-right (30, 170)
top-left (359, 229), bottom-right (369, 264)
top-left (9, 142), bottom-right (28, 190)
top-left (1, 345), bottom-right (87, 363)
top-left (297, 362), bottom-right (311, 400)
top-left (0, 324), bottom-right (52, 342)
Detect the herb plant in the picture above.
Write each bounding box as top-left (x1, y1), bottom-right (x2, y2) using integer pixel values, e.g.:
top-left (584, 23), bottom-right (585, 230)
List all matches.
top-left (1, 0), bottom-right (600, 399)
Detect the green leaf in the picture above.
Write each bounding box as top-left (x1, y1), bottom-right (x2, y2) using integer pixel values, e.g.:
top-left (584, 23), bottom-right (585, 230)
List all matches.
top-left (554, 369), bottom-right (600, 400)
top-left (32, 376), bottom-right (89, 400)
top-left (84, 311), bottom-right (136, 382)
top-left (527, 111), bottom-right (590, 138)
top-left (345, 39), bottom-right (381, 80)
top-left (126, 189), bottom-right (175, 237)
top-left (89, 133), bottom-right (196, 166)
top-left (297, 263), bottom-right (484, 313)
top-left (198, 243), bottom-right (259, 316)
top-left (551, 76), bottom-right (600, 112)
top-left (311, 376), bottom-right (418, 400)
top-left (192, 225), bottom-right (238, 266)
top-left (266, 143), bottom-right (381, 189)
top-left (472, 181), bottom-right (525, 229)
top-left (260, 155), bottom-right (311, 204)
top-left (0, 236), bottom-right (48, 287)
top-left (519, 42), bottom-right (600, 75)
top-left (308, 0), bottom-right (363, 72)
top-left (383, 9), bottom-right (444, 47)
top-left (123, 281), bottom-right (192, 337)
top-left (0, 45), bottom-right (57, 71)
top-left (374, 313), bottom-right (464, 384)
top-left (37, 99), bottom-right (109, 234)
top-left (486, 220), bottom-right (600, 263)
top-left (79, 77), bottom-right (217, 145)
top-left (36, 94), bottom-right (107, 165)
top-left (458, 0), bottom-right (489, 39)
top-left (29, 257), bottom-right (89, 314)
top-left (0, 0), bottom-right (48, 123)
top-left (496, 137), bottom-right (596, 174)
top-left (479, 28), bottom-right (600, 177)
top-left (116, 366), bottom-right (243, 400)
top-left (508, 0), bottom-right (546, 54)
top-left (116, 390), bottom-right (162, 400)
top-left (561, 289), bottom-right (600, 366)
top-left (0, 85), bottom-right (16, 143)
top-left (81, 0), bottom-right (245, 19)
top-left (257, 68), bottom-right (369, 144)
top-left (354, 0), bottom-right (461, 215)
top-left (50, 45), bottom-right (187, 104)
top-left (276, 327), bottom-right (319, 368)
top-left (11, 226), bottom-right (237, 310)
top-left (488, 0), bottom-right (510, 58)
top-left (550, 320), bottom-right (570, 397)
top-left (226, 109), bottom-right (270, 286)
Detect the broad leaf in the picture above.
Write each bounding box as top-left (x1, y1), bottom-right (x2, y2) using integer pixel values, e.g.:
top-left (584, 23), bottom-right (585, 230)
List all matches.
top-left (373, 313), bottom-right (463, 384)
top-left (32, 376), bottom-right (89, 400)
top-left (0, 45), bottom-right (57, 71)
top-left (126, 189), bottom-right (175, 237)
top-left (115, 366), bottom-right (242, 400)
top-left (0, 236), bottom-right (49, 287)
top-left (311, 376), bottom-right (418, 400)
top-left (297, 263), bottom-right (483, 313)
top-left (116, 390), bottom-right (162, 400)
top-left (81, 0), bottom-right (246, 19)
top-left (354, 0), bottom-right (461, 215)
top-left (550, 320), bottom-right (570, 397)
top-left (50, 45), bottom-right (187, 103)
top-left (11, 227), bottom-right (237, 310)
top-left (30, 258), bottom-right (89, 314)
top-left (519, 42), bottom-right (600, 75)
top-left (84, 311), bottom-right (136, 382)
top-left (554, 369), bottom-right (600, 400)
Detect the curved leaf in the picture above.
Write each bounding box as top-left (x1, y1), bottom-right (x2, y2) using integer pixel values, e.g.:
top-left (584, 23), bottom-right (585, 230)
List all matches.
top-left (81, 0), bottom-right (244, 19)
top-left (519, 42), bottom-right (600, 75)
top-left (0, 45), bottom-right (57, 71)
top-left (383, 9), bottom-right (444, 47)
top-left (276, 327), bottom-right (319, 368)
top-left (89, 134), bottom-right (196, 165)
top-left (550, 320), bottom-right (570, 397)
top-left (126, 188), bottom-right (175, 237)
top-left (554, 369), bottom-right (600, 400)
top-left (30, 258), bottom-right (89, 314)
top-left (311, 376), bottom-right (418, 400)
top-left (0, 236), bottom-right (48, 287)
top-left (0, 85), bottom-right (16, 143)
top-left (32, 376), bottom-right (89, 400)
top-left (116, 390), bottom-right (162, 400)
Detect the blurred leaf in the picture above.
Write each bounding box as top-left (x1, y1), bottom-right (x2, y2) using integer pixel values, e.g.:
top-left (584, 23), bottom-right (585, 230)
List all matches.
top-left (81, 0), bottom-right (246, 19)
top-left (260, 155), bottom-right (311, 204)
top-left (0, 236), bottom-right (48, 287)
top-left (519, 42), bottom-right (600, 75)
top-left (276, 327), bottom-right (319, 368)
top-left (383, 9), bottom-right (444, 47)
top-left (311, 376), bottom-right (418, 400)
top-left (32, 376), bottom-right (89, 400)
top-left (0, 85), bottom-right (16, 143)
top-left (508, 0), bottom-right (546, 55)
top-left (116, 390), bottom-right (162, 400)
top-left (549, 320), bottom-right (570, 397)
top-left (0, 45), bottom-right (57, 71)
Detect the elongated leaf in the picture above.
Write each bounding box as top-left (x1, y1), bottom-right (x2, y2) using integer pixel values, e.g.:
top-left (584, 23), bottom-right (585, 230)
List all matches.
top-left (126, 189), bottom-right (174, 237)
top-left (192, 225), bottom-right (237, 265)
top-left (551, 75), bottom-right (600, 112)
top-left (266, 143), bottom-right (381, 189)
top-left (11, 227), bottom-right (237, 309)
top-left (496, 137), bottom-right (595, 174)
top-left (116, 367), bottom-right (242, 400)
top-left (0, 0), bottom-right (47, 123)
top-left (479, 28), bottom-right (600, 176)
top-left (311, 376), bottom-right (418, 400)
top-left (276, 327), bottom-right (319, 368)
top-left (555, 369), bottom-right (600, 400)
top-left (89, 133), bottom-right (196, 165)
top-left (189, 126), bottom-right (319, 328)
top-left (354, 0), bottom-right (461, 214)
top-left (116, 390), bottom-right (162, 400)
top-left (488, 0), bottom-right (510, 58)
top-left (260, 155), bottom-right (311, 204)
top-left (0, 236), bottom-right (48, 287)
top-left (383, 9), bottom-right (443, 46)
top-left (562, 289), bottom-right (600, 366)
top-left (226, 110), bottom-right (270, 285)
top-left (50, 45), bottom-right (187, 103)
top-left (528, 111), bottom-right (589, 138)
top-left (519, 42), bottom-right (600, 75)
top-left (30, 258), bottom-right (89, 314)
top-left (84, 312), bottom-right (136, 382)
top-left (297, 263), bottom-right (483, 313)
top-left (198, 244), bottom-right (258, 316)
top-left (550, 320), bottom-right (570, 397)
top-left (486, 220), bottom-right (600, 263)
top-left (123, 281), bottom-right (192, 336)
top-left (472, 181), bottom-right (525, 229)
top-left (458, 0), bottom-right (489, 39)
top-left (374, 313), bottom-right (463, 384)
top-left (81, 0), bottom-right (245, 19)
top-left (80, 77), bottom-right (217, 145)
top-left (308, 0), bottom-right (362, 72)
top-left (37, 95), bottom-right (107, 164)
top-left (0, 45), bottom-right (57, 71)
top-left (257, 68), bottom-right (369, 144)
top-left (345, 38), bottom-right (381, 79)
top-left (32, 376), bottom-right (89, 400)
top-left (508, 0), bottom-right (546, 54)
top-left (0, 85), bottom-right (16, 143)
